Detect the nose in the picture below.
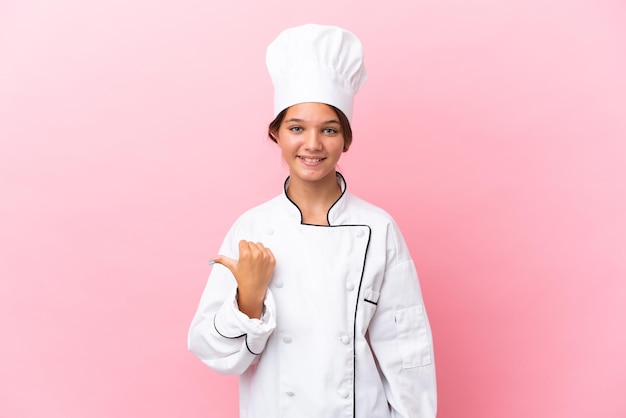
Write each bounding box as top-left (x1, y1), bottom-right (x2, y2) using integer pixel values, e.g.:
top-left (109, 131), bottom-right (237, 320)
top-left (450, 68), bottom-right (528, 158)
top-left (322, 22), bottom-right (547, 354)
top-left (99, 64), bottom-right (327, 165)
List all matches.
top-left (304, 131), bottom-right (323, 150)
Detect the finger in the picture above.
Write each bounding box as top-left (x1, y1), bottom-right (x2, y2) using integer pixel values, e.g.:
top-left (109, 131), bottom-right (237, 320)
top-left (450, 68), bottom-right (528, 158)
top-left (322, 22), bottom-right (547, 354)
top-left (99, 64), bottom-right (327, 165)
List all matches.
top-left (264, 247), bottom-right (276, 264)
top-left (248, 242), bottom-right (266, 258)
top-left (249, 242), bottom-right (272, 262)
top-left (210, 255), bottom-right (238, 273)
top-left (249, 242), bottom-right (274, 258)
top-left (238, 240), bottom-right (251, 257)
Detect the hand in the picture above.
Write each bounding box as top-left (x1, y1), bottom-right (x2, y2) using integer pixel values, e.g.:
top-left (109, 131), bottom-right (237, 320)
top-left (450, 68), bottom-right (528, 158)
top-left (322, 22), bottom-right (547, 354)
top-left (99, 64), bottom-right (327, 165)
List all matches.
top-left (211, 240), bottom-right (276, 319)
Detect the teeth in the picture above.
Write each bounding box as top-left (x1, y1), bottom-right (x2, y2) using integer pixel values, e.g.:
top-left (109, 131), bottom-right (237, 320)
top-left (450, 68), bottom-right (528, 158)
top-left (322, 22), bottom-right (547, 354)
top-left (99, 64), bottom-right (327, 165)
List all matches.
top-left (301, 157), bottom-right (323, 163)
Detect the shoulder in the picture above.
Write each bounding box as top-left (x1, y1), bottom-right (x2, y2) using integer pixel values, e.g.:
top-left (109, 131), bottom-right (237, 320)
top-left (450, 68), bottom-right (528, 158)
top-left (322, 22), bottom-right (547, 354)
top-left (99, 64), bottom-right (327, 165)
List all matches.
top-left (344, 192), bottom-right (397, 225)
top-left (344, 192), bottom-right (414, 265)
top-left (214, 195), bottom-right (284, 256)
top-left (232, 194), bottom-right (284, 227)
top-left (217, 194), bottom-right (284, 251)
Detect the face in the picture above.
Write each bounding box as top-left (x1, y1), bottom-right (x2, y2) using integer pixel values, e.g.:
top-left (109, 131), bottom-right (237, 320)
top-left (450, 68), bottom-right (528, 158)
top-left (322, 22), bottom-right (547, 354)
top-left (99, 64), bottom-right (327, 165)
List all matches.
top-left (274, 102), bottom-right (349, 185)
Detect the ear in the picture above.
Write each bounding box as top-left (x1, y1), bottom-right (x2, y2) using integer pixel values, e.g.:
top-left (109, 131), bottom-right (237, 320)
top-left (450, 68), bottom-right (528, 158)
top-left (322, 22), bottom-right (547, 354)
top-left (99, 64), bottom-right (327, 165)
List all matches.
top-left (343, 141), bottom-right (350, 152)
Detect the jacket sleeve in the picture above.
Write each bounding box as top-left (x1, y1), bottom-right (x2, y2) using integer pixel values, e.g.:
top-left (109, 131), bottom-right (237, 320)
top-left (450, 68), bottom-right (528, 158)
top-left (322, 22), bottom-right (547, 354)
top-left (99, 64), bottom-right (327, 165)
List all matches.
top-left (367, 254), bottom-right (437, 417)
top-left (187, 223), bottom-right (277, 375)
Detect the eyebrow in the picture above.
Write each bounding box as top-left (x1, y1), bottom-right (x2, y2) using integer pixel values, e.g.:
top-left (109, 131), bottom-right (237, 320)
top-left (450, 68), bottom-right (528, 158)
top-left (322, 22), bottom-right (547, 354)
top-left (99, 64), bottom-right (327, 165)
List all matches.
top-left (284, 118), bottom-right (341, 124)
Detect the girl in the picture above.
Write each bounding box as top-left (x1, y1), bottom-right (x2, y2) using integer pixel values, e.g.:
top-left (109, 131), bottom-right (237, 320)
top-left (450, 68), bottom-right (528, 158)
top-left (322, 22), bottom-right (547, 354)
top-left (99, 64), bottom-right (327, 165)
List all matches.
top-left (188, 24), bottom-right (437, 417)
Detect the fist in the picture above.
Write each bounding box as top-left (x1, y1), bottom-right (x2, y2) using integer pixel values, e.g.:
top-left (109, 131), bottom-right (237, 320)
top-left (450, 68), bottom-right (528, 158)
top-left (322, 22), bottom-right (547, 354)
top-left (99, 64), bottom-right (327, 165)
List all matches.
top-left (211, 240), bottom-right (276, 318)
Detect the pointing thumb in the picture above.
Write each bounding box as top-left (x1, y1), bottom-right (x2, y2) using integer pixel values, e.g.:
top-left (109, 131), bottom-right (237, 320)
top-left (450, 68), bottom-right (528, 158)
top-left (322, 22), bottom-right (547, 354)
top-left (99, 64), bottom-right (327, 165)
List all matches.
top-left (209, 255), bottom-right (237, 273)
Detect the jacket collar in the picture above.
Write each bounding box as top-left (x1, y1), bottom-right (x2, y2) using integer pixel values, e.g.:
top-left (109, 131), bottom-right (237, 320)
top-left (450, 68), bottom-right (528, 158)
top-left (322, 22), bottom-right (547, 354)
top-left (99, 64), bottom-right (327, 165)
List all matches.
top-left (282, 172), bottom-right (347, 226)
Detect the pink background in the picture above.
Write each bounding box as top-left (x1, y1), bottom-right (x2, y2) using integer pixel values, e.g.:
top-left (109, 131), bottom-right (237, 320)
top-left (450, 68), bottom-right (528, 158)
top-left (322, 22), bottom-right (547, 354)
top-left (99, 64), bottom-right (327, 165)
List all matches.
top-left (1, 0), bottom-right (625, 417)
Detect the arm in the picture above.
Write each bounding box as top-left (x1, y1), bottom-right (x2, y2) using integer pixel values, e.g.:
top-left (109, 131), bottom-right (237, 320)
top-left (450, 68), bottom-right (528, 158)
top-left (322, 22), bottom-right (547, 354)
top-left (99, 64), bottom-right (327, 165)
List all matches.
top-left (188, 227), bottom-right (277, 375)
top-left (368, 259), bottom-right (437, 417)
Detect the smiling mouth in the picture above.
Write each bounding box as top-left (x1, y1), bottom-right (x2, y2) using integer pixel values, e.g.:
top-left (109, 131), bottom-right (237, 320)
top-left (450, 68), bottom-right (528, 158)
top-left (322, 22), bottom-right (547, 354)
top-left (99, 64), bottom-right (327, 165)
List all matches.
top-left (298, 156), bottom-right (325, 163)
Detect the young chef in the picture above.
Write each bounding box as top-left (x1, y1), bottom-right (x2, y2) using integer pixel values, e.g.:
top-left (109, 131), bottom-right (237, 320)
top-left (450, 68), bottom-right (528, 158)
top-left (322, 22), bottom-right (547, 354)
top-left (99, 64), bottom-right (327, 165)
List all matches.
top-left (188, 23), bottom-right (437, 417)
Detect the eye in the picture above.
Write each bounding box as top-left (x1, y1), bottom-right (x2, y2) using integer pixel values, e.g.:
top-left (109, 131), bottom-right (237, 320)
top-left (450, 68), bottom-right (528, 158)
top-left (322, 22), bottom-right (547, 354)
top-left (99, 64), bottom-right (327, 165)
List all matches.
top-left (289, 126), bottom-right (303, 133)
top-left (323, 128), bottom-right (338, 135)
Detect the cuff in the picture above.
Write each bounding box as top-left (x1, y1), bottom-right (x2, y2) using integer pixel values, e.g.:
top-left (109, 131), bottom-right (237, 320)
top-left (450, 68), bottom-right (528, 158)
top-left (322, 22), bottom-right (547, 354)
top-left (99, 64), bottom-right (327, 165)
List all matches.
top-left (214, 287), bottom-right (276, 355)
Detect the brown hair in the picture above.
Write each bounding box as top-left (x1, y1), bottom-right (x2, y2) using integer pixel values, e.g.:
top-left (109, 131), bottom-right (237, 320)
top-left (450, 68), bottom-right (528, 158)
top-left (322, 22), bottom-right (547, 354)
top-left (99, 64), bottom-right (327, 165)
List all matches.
top-left (267, 104), bottom-right (353, 151)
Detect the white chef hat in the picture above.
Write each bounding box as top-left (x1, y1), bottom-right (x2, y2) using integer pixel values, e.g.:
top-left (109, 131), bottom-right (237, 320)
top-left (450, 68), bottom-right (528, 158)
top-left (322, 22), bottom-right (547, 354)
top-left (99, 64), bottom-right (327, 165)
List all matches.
top-left (266, 23), bottom-right (367, 121)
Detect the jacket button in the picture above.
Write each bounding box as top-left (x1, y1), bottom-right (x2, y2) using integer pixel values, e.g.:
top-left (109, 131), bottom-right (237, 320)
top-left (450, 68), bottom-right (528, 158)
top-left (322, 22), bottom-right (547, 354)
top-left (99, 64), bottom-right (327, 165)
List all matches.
top-left (346, 282), bottom-right (355, 291)
top-left (338, 389), bottom-right (349, 399)
top-left (356, 229), bottom-right (365, 238)
top-left (283, 336), bottom-right (292, 344)
top-left (286, 391), bottom-right (295, 397)
top-left (340, 335), bottom-right (351, 345)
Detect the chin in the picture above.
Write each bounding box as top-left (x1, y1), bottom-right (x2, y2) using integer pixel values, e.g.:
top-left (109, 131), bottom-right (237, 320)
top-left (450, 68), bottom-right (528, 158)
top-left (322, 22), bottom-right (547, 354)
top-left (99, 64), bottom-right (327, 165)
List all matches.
top-left (299, 170), bottom-right (335, 182)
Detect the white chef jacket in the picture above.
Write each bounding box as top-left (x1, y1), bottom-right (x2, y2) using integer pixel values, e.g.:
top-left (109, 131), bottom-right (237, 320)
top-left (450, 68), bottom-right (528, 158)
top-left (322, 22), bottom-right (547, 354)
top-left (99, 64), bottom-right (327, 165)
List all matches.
top-left (188, 173), bottom-right (437, 417)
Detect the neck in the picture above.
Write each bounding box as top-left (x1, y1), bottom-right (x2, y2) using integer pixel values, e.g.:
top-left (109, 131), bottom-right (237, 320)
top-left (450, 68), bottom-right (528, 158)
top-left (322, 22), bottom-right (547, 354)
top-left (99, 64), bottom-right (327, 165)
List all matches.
top-left (286, 172), bottom-right (342, 225)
